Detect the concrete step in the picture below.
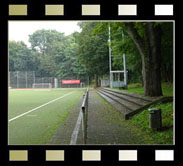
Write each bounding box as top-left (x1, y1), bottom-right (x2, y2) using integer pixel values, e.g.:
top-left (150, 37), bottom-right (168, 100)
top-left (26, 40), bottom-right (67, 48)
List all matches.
top-left (97, 88), bottom-right (167, 120)
top-left (97, 90), bottom-right (135, 117)
top-left (101, 89), bottom-right (149, 106)
top-left (98, 90), bottom-right (140, 110)
top-left (103, 88), bottom-right (157, 102)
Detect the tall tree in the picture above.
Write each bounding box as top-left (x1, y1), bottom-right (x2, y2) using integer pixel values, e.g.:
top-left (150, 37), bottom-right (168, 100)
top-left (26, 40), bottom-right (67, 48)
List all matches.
top-left (9, 41), bottom-right (37, 71)
top-left (123, 23), bottom-right (162, 96)
top-left (29, 29), bottom-right (87, 78)
top-left (76, 22), bottom-right (109, 87)
top-left (161, 22), bottom-right (173, 82)
top-left (94, 22), bottom-right (168, 96)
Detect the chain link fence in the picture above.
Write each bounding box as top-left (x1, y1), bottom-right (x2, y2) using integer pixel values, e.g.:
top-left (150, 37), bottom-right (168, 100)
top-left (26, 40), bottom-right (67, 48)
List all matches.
top-left (9, 71), bottom-right (54, 88)
top-left (9, 71), bottom-right (89, 88)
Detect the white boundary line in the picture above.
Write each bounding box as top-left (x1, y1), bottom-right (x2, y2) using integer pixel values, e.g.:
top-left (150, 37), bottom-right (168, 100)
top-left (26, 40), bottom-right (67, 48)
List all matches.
top-left (9, 91), bottom-right (75, 122)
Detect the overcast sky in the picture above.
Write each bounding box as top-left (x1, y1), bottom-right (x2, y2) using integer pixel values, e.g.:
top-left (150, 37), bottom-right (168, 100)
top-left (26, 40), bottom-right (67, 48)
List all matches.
top-left (9, 21), bottom-right (81, 47)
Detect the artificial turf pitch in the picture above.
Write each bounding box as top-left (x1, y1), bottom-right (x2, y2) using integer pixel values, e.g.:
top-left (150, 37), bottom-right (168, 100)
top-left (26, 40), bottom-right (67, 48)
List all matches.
top-left (8, 88), bottom-right (85, 145)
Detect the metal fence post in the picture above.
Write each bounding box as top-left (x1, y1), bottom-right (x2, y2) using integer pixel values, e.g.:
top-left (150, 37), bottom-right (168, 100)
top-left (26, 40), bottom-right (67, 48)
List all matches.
top-left (25, 71), bottom-right (27, 88)
top-left (17, 71), bottom-right (19, 88)
top-left (33, 71), bottom-right (35, 84)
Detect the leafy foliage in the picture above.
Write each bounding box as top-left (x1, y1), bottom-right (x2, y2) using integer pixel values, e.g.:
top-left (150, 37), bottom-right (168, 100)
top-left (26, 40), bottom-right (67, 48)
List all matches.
top-left (75, 22), bottom-right (109, 76)
top-left (9, 22), bottom-right (173, 87)
top-left (9, 41), bottom-right (39, 72)
top-left (10, 30), bottom-right (87, 78)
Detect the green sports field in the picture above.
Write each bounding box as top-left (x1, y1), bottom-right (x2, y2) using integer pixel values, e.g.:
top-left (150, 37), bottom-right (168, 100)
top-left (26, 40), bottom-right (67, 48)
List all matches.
top-left (8, 88), bottom-right (85, 145)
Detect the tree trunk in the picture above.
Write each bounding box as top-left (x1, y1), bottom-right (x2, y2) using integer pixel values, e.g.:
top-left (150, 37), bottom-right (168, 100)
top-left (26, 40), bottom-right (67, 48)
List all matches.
top-left (94, 74), bottom-right (98, 88)
top-left (144, 23), bottom-right (162, 96)
top-left (124, 23), bottom-right (163, 96)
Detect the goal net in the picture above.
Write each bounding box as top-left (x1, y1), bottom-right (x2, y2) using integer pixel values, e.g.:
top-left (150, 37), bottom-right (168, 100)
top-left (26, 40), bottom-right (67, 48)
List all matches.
top-left (32, 83), bottom-right (52, 89)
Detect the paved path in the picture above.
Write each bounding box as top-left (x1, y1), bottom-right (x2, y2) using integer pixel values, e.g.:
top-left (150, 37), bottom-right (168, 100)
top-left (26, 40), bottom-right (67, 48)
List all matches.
top-left (48, 89), bottom-right (150, 145)
top-left (85, 90), bottom-right (147, 144)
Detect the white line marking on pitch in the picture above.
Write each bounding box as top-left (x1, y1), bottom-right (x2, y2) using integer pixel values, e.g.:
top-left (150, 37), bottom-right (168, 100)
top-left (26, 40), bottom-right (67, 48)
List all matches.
top-left (70, 109), bottom-right (83, 145)
top-left (9, 91), bottom-right (75, 122)
top-left (26, 115), bottom-right (37, 117)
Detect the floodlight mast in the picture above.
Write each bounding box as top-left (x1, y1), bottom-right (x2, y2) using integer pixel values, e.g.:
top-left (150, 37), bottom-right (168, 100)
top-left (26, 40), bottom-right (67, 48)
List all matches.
top-left (108, 23), bottom-right (112, 88)
top-left (123, 53), bottom-right (128, 89)
top-left (122, 32), bottom-right (128, 89)
top-left (108, 24), bottom-right (127, 89)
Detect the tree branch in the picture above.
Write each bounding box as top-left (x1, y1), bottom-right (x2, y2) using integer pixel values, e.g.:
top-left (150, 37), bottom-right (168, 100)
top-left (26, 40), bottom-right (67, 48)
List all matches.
top-left (123, 23), bottom-right (145, 57)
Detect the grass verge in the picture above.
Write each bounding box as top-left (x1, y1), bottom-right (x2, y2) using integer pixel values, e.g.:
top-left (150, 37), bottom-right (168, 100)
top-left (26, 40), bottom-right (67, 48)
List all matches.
top-left (121, 82), bottom-right (173, 97)
top-left (127, 101), bottom-right (173, 144)
top-left (110, 82), bottom-right (174, 144)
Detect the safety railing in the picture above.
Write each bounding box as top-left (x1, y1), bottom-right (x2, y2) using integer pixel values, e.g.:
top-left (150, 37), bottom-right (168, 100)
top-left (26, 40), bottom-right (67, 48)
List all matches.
top-left (81, 88), bottom-right (89, 144)
top-left (70, 88), bottom-right (89, 145)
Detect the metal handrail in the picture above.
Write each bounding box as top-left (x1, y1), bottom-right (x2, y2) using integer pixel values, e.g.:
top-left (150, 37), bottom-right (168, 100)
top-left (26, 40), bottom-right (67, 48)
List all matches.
top-left (70, 88), bottom-right (89, 145)
top-left (81, 88), bottom-right (89, 144)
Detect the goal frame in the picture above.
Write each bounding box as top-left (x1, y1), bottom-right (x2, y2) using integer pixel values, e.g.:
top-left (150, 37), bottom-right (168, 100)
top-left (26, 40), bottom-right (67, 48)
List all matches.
top-left (32, 83), bottom-right (52, 89)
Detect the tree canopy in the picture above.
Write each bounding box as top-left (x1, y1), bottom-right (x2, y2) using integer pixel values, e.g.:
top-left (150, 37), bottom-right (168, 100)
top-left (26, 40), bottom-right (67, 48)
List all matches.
top-left (9, 29), bottom-right (87, 78)
top-left (75, 22), bottom-right (109, 86)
